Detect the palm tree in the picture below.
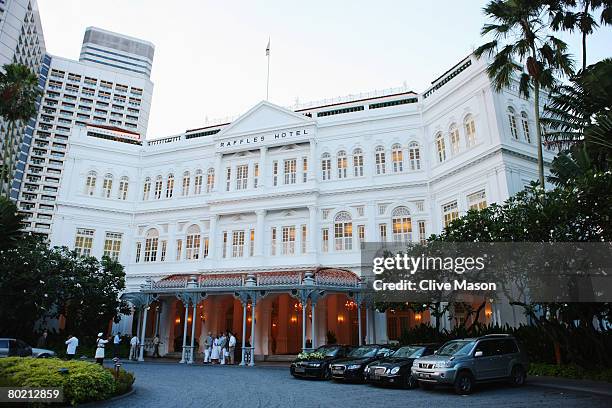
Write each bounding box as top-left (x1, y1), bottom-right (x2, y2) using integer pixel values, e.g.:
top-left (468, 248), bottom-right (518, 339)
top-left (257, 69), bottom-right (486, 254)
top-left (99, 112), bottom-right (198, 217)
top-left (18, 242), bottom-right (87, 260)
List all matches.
top-left (0, 63), bottom-right (41, 198)
top-left (475, 0), bottom-right (575, 187)
top-left (548, 0), bottom-right (612, 71)
top-left (0, 195), bottom-right (25, 250)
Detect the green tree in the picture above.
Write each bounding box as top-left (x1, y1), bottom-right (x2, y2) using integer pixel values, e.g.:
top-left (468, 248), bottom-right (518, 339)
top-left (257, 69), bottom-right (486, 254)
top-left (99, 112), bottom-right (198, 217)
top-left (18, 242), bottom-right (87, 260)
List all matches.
top-left (0, 63), bottom-right (41, 197)
top-left (475, 0), bottom-right (575, 187)
top-left (548, 0), bottom-right (612, 70)
top-left (0, 195), bottom-right (24, 250)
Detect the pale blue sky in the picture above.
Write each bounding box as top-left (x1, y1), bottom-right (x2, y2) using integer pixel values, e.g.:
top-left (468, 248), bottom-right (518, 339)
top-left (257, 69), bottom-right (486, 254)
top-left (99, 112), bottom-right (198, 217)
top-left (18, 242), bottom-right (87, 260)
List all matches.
top-left (38, 0), bottom-right (611, 138)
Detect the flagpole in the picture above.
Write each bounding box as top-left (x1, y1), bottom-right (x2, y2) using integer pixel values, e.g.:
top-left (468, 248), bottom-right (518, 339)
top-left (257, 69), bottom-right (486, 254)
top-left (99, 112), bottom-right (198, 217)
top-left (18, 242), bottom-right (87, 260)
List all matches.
top-left (266, 38), bottom-right (270, 100)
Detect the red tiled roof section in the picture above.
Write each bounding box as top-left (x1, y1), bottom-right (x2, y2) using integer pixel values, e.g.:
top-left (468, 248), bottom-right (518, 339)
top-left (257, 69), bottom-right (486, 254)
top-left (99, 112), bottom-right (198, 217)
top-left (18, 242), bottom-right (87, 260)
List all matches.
top-left (88, 123), bottom-right (141, 136)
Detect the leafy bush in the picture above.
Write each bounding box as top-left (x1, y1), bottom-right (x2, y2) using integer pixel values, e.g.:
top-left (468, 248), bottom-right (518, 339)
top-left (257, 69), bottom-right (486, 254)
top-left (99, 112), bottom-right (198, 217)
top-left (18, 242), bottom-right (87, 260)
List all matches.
top-left (529, 363), bottom-right (612, 383)
top-left (0, 357), bottom-right (134, 405)
top-left (296, 351), bottom-right (326, 361)
top-left (106, 367), bottom-right (135, 395)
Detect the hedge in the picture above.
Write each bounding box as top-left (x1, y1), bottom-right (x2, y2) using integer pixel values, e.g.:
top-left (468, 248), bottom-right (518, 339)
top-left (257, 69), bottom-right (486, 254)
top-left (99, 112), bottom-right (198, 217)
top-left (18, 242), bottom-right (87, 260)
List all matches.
top-left (0, 357), bottom-right (134, 405)
top-left (529, 363), bottom-right (612, 383)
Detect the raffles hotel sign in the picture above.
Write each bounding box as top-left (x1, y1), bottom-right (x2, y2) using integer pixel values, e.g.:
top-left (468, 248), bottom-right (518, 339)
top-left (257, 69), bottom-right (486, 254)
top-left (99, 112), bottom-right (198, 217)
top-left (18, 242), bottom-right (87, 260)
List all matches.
top-left (218, 128), bottom-right (310, 149)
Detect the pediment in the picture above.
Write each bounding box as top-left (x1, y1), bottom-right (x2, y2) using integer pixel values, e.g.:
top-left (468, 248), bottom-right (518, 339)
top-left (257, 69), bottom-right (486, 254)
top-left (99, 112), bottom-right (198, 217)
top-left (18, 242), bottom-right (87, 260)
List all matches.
top-left (217, 101), bottom-right (313, 138)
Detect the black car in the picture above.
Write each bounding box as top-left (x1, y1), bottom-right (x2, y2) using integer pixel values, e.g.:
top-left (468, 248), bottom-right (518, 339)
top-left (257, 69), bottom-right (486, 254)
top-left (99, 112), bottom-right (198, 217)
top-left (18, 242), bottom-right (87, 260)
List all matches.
top-left (330, 344), bottom-right (395, 382)
top-left (290, 345), bottom-right (354, 379)
top-left (364, 344), bottom-right (439, 388)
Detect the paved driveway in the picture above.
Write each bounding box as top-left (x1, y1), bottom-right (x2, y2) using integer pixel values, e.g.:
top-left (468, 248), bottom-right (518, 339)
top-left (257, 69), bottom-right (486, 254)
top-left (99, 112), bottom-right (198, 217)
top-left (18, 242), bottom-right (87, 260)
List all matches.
top-left (92, 362), bottom-right (612, 408)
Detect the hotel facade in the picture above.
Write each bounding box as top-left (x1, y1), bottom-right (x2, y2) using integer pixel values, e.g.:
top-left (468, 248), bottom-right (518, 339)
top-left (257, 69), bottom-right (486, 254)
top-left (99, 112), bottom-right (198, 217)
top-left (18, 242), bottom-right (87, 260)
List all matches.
top-left (49, 54), bottom-right (553, 362)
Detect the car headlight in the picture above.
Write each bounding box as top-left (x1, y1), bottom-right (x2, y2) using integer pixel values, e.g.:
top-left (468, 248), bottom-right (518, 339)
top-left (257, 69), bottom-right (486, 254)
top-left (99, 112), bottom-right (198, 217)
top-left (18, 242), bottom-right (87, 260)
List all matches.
top-left (309, 362), bottom-right (321, 367)
top-left (390, 366), bottom-right (400, 375)
top-left (347, 364), bottom-right (361, 370)
top-left (434, 361), bottom-right (455, 368)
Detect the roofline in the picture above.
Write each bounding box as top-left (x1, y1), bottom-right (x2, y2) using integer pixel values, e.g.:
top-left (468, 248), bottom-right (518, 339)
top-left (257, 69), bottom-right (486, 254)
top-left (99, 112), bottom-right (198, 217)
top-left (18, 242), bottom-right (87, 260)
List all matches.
top-left (294, 90), bottom-right (418, 112)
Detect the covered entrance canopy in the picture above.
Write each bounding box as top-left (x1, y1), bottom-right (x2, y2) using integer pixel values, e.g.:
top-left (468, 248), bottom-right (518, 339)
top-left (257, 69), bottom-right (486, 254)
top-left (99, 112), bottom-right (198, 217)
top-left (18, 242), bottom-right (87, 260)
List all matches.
top-left (122, 267), bottom-right (373, 365)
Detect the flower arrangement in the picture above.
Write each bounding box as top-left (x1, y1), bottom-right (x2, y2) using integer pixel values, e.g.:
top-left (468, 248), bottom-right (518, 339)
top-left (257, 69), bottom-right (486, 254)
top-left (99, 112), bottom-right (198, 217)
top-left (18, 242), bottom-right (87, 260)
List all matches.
top-left (297, 351), bottom-right (326, 361)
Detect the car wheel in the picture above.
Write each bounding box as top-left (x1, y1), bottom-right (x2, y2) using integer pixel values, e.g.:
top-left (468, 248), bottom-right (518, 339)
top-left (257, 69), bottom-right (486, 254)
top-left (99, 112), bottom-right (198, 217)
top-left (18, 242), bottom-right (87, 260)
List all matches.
top-left (38, 354), bottom-right (50, 358)
top-left (403, 374), bottom-right (417, 389)
top-left (510, 365), bottom-right (526, 387)
top-left (419, 381), bottom-right (434, 390)
top-left (454, 371), bottom-right (475, 395)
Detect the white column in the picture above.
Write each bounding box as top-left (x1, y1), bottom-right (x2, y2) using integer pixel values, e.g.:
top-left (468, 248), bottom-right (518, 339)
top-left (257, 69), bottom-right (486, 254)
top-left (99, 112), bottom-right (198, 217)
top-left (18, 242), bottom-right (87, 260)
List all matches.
top-left (308, 206), bottom-right (318, 254)
top-left (138, 305), bottom-right (148, 361)
top-left (240, 302), bottom-right (247, 366)
top-left (365, 307), bottom-right (371, 344)
top-left (249, 301), bottom-right (256, 366)
top-left (208, 215), bottom-right (218, 260)
top-left (255, 210), bottom-right (265, 256)
top-left (357, 304), bottom-right (363, 346)
top-left (259, 147), bottom-right (268, 187)
top-left (179, 304), bottom-right (189, 363)
top-left (365, 202), bottom-right (378, 242)
top-left (213, 153), bottom-right (223, 192)
top-left (311, 302), bottom-right (316, 349)
top-left (308, 138), bottom-right (316, 181)
top-left (189, 303), bottom-right (197, 364)
top-left (301, 301), bottom-right (307, 351)
top-left (135, 308), bottom-right (141, 339)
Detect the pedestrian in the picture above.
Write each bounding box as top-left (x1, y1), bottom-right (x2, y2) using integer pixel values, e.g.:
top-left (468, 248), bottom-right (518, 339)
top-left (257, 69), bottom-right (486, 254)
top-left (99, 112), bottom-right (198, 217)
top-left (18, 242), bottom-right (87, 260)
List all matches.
top-left (95, 333), bottom-right (108, 365)
top-left (228, 331), bottom-right (236, 365)
top-left (203, 332), bottom-right (212, 364)
top-left (219, 332), bottom-right (227, 364)
top-left (211, 335), bottom-right (220, 364)
top-left (153, 334), bottom-right (160, 358)
top-left (65, 334), bottom-right (78, 360)
top-left (36, 330), bottom-right (48, 348)
top-left (130, 334), bottom-right (140, 360)
top-left (113, 332), bottom-right (121, 358)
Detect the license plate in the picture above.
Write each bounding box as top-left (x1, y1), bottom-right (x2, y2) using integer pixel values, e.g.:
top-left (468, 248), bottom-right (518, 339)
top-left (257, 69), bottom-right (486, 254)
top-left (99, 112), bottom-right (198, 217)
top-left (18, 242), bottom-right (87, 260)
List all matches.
top-left (295, 367), bottom-right (305, 373)
top-left (332, 369), bottom-right (342, 374)
top-left (420, 373), bottom-right (430, 378)
top-left (371, 374), bottom-right (380, 380)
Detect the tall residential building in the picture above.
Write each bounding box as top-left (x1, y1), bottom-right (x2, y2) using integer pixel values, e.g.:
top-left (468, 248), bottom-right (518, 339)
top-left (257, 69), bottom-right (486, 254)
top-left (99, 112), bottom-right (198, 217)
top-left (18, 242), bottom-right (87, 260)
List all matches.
top-left (16, 27), bottom-right (154, 236)
top-left (0, 0), bottom-right (45, 196)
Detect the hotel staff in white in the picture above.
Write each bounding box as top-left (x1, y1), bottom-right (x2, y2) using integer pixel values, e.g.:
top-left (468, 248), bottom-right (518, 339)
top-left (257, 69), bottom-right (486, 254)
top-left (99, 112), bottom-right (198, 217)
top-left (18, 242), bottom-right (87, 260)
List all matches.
top-left (95, 333), bottom-right (109, 365)
top-left (65, 335), bottom-right (79, 359)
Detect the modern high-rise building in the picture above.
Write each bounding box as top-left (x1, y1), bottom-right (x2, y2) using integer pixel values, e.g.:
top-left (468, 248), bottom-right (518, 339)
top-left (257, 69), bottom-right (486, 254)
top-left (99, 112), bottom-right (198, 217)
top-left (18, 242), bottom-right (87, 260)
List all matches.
top-left (0, 0), bottom-right (45, 196)
top-left (15, 27), bottom-right (154, 236)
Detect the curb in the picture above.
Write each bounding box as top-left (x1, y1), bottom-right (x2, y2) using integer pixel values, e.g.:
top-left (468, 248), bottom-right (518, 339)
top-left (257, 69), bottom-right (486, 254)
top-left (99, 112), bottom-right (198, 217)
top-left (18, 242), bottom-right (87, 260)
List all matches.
top-left (528, 378), bottom-right (612, 398)
top-left (79, 387), bottom-right (136, 407)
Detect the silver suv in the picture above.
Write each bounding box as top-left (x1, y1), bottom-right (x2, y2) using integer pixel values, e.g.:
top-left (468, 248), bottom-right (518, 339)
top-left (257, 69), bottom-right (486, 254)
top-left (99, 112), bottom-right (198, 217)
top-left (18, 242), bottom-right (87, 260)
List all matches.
top-left (411, 334), bottom-right (528, 394)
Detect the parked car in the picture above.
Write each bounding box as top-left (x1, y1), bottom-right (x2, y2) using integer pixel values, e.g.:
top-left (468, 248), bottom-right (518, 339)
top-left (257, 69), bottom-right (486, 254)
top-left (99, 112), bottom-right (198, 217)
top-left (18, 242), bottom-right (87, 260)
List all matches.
top-left (364, 343), bottom-right (439, 388)
top-left (411, 334), bottom-right (528, 395)
top-left (290, 345), bottom-right (354, 379)
top-left (330, 344), bottom-right (395, 382)
top-left (0, 338), bottom-right (56, 358)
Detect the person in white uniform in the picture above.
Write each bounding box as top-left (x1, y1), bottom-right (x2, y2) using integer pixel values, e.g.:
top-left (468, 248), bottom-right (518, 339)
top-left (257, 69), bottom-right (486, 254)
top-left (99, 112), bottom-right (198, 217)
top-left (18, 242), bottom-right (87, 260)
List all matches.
top-left (95, 332), bottom-right (109, 365)
top-left (210, 335), bottom-right (220, 363)
top-left (65, 335), bottom-right (79, 360)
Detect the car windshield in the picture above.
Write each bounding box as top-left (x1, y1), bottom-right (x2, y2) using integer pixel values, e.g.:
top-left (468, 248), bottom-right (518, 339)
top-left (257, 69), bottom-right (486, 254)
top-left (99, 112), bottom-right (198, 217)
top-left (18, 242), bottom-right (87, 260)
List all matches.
top-left (315, 345), bottom-right (340, 357)
top-left (348, 346), bottom-right (378, 358)
top-left (436, 340), bottom-right (475, 356)
top-left (392, 346), bottom-right (425, 358)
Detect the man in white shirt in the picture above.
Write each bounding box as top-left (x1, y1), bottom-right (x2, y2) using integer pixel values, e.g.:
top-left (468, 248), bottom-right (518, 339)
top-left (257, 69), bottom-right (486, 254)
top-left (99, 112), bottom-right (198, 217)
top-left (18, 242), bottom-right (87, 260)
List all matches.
top-left (113, 332), bottom-right (121, 358)
top-left (130, 335), bottom-right (140, 360)
top-left (228, 332), bottom-right (237, 365)
top-left (65, 335), bottom-right (78, 360)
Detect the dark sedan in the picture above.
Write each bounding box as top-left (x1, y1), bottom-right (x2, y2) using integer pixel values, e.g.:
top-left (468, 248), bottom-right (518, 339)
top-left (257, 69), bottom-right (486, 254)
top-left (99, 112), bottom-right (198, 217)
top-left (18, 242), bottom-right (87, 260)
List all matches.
top-left (330, 345), bottom-right (395, 382)
top-left (364, 344), bottom-right (439, 388)
top-left (290, 345), bottom-right (354, 379)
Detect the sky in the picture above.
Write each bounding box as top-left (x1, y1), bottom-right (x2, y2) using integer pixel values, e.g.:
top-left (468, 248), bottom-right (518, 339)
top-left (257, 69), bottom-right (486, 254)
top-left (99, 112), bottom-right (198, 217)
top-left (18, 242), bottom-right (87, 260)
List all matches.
top-left (37, 0), bottom-right (611, 139)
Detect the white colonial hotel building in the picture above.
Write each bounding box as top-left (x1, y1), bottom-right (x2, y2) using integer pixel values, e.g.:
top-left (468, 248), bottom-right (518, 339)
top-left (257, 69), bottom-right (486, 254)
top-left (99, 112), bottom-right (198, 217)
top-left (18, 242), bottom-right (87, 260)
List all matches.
top-left (49, 54), bottom-right (552, 362)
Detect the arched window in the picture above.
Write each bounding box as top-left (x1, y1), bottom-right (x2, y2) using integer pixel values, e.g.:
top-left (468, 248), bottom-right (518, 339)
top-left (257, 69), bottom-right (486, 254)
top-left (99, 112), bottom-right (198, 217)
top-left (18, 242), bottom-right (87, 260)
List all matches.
top-left (181, 171), bottom-right (190, 196)
top-left (142, 177), bottom-right (151, 200)
top-left (392, 206), bottom-right (412, 243)
top-left (464, 114), bottom-right (476, 146)
top-left (118, 176), bottom-right (129, 200)
top-left (194, 169), bottom-right (203, 194)
top-left (85, 171), bottom-right (97, 196)
top-left (166, 173), bottom-right (174, 198)
top-left (334, 211), bottom-right (353, 251)
top-left (144, 228), bottom-right (159, 262)
top-left (520, 111), bottom-right (531, 143)
top-left (435, 133), bottom-right (446, 163)
top-left (392, 144), bottom-right (403, 172)
top-left (321, 153), bottom-right (331, 181)
top-left (154, 175), bottom-right (163, 199)
top-left (507, 107), bottom-right (518, 139)
top-left (206, 168), bottom-right (215, 192)
top-left (449, 124), bottom-right (460, 155)
top-left (186, 224), bottom-right (201, 260)
top-left (337, 150), bottom-right (347, 179)
top-left (409, 142), bottom-right (421, 170)
top-left (101, 174), bottom-right (113, 198)
top-left (375, 146), bottom-right (386, 175)
top-left (353, 148), bottom-right (364, 177)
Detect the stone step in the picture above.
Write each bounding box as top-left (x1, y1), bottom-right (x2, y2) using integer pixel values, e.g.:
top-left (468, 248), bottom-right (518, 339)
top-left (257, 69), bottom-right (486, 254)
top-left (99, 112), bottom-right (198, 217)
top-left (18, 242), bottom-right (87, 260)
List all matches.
top-left (264, 354), bottom-right (297, 362)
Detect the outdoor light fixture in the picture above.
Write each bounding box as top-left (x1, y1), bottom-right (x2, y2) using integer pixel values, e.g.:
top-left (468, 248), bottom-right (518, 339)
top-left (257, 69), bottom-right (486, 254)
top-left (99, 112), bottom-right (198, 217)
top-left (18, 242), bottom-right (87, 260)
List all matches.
top-left (247, 316), bottom-right (252, 323)
top-left (414, 313), bottom-right (422, 321)
top-left (344, 300), bottom-right (356, 310)
top-left (290, 315), bottom-right (297, 323)
top-left (337, 315), bottom-right (345, 323)
top-left (175, 317), bottom-right (180, 324)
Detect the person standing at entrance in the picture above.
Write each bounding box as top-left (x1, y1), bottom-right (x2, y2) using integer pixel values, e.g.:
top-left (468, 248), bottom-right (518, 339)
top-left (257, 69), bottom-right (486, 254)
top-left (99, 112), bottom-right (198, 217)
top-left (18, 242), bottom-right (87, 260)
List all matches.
top-left (203, 332), bottom-right (212, 364)
top-left (211, 335), bottom-right (220, 363)
top-left (95, 333), bottom-right (108, 365)
top-left (129, 334), bottom-right (140, 360)
top-left (65, 334), bottom-right (78, 359)
top-left (219, 332), bottom-right (227, 365)
top-left (228, 331), bottom-right (236, 365)
top-left (113, 332), bottom-right (121, 358)
top-left (152, 334), bottom-right (160, 358)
